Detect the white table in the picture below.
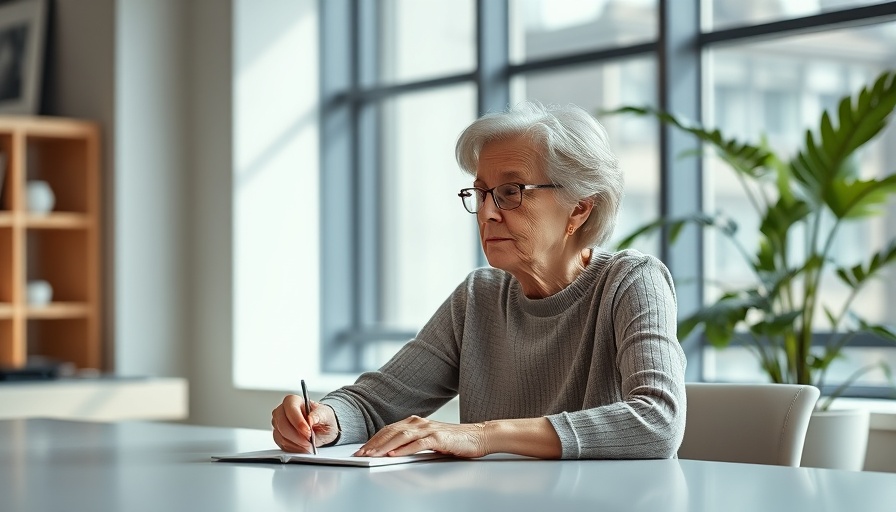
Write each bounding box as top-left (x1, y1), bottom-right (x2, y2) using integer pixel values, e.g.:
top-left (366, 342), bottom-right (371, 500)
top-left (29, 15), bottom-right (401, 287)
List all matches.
top-left (2, 418), bottom-right (894, 512)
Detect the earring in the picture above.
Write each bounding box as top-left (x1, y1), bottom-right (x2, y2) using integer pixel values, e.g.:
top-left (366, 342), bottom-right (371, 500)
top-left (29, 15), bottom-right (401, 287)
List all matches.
top-left (567, 226), bottom-right (575, 236)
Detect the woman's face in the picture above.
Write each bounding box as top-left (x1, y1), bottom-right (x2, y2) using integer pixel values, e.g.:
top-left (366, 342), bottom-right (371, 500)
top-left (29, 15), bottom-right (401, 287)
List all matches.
top-left (474, 136), bottom-right (579, 280)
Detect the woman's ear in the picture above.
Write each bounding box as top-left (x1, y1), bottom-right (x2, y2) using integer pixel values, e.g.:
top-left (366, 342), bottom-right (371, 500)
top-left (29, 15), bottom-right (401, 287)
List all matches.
top-left (569, 198), bottom-right (594, 231)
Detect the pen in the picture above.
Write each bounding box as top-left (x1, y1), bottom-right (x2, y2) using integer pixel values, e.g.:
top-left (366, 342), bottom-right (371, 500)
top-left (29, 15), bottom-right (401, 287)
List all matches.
top-left (300, 379), bottom-right (318, 455)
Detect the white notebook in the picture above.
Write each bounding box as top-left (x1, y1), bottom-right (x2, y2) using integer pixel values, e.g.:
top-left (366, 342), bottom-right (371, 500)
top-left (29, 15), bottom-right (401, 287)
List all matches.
top-left (212, 443), bottom-right (450, 468)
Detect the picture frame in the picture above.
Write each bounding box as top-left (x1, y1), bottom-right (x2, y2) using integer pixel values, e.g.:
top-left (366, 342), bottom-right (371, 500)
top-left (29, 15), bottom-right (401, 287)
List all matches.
top-left (0, 0), bottom-right (46, 115)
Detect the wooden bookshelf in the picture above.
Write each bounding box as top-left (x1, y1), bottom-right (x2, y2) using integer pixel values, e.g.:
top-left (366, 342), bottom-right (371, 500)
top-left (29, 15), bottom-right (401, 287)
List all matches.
top-left (0, 116), bottom-right (102, 371)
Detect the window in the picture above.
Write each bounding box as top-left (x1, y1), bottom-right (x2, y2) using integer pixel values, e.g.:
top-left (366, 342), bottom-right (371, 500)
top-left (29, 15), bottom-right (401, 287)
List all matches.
top-left (378, 0), bottom-right (476, 84)
top-left (234, 0), bottom-right (896, 397)
top-left (509, 0), bottom-right (658, 63)
top-left (377, 86), bottom-right (479, 368)
top-left (708, 0), bottom-right (884, 30)
top-left (701, 11), bottom-right (896, 394)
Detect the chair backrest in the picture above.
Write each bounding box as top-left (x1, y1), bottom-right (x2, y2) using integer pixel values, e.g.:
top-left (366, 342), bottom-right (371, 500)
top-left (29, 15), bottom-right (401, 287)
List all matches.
top-left (678, 382), bottom-right (820, 467)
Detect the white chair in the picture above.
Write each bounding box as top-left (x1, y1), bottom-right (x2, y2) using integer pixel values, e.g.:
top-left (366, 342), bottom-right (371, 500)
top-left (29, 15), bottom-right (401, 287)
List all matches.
top-left (678, 382), bottom-right (820, 467)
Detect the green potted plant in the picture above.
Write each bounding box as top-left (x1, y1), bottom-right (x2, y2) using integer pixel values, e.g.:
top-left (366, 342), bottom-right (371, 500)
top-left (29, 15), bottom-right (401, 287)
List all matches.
top-left (613, 69), bottom-right (896, 469)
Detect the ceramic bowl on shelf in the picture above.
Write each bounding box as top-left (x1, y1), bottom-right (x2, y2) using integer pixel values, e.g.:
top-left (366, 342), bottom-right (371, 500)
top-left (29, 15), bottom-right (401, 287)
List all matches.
top-left (26, 180), bottom-right (56, 214)
top-left (26, 280), bottom-right (53, 306)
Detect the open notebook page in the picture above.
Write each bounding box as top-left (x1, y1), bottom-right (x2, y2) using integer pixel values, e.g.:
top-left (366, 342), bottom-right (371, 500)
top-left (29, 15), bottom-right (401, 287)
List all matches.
top-left (212, 443), bottom-right (450, 467)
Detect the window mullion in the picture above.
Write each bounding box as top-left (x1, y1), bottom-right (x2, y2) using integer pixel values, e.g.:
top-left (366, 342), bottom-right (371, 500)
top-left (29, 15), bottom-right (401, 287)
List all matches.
top-left (658, 0), bottom-right (703, 381)
top-left (354, 0), bottom-right (382, 370)
top-left (476, 0), bottom-right (510, 116)
top-left (473, 0), bottom-right (510, 267)
top-left (320, 0), bottom-right (358, 372)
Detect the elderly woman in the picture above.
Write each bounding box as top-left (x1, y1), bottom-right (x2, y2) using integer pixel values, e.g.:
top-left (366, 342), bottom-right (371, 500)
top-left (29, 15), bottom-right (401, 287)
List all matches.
top-left (271, 102), bottom-right (687, 460)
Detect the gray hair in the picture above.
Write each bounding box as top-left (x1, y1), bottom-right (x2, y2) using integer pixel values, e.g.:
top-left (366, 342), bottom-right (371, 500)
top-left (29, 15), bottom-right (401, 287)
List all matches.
top-left (455, 101), bottom-right (623, 248)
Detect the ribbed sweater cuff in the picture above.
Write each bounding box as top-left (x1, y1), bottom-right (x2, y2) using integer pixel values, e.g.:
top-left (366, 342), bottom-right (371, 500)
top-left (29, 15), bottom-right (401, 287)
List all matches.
top-left (546, 412), bottom-right (581, 459)
top-left (320, 396), bottom-right (368, 445)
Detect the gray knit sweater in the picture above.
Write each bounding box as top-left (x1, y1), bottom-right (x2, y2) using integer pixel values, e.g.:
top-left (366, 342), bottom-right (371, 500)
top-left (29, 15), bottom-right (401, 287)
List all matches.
top-left (321, 248), bottom-right (687, 459)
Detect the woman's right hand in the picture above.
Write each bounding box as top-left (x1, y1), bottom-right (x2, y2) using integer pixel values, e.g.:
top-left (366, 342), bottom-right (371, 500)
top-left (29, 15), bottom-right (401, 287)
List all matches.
top-left (271, 395), bottom-right (339, 452)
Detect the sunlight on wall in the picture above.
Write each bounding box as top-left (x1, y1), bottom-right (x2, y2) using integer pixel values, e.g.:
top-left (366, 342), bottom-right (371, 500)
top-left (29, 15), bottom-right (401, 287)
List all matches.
top-left (233, 0), bottom-right (320, 390)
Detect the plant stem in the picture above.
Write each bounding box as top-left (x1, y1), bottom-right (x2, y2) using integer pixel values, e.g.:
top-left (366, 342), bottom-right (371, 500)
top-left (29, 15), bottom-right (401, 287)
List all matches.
top-left (817, 362), bottom-right (883, 411)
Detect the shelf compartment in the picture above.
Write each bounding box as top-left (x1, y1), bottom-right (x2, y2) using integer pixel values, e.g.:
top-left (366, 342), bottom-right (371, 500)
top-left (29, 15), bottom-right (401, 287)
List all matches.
top-left (25, 135), bottom-right (94, 214)
top-left (26, 229), bottom-right (91, 303)
top-left (0, 319), bottom-right (17, 367)
top-left (27, 318), bottom-right (99, 370)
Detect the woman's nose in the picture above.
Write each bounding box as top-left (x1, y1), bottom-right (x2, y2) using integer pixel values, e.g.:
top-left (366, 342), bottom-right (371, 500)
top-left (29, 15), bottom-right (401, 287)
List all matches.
top-left (478, 192), bottom-right (502, 222)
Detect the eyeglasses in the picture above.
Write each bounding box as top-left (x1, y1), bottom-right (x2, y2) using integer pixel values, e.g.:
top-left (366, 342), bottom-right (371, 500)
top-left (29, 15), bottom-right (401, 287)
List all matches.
top-left (457, 182), bottom-right (562, 214)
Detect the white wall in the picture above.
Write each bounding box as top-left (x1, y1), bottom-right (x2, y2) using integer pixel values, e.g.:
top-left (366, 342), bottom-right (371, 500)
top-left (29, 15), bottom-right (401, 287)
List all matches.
top-left (187, 0), bottom-right (295, 428)
top-left (114, 0), bottom-right (190, 378)
top-left (231, 0), bottom-right (322, 392)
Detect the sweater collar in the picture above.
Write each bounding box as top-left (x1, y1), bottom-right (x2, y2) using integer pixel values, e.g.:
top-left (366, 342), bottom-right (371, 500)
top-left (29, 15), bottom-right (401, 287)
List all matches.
top-left (512, 249), bottom-right (612, 317)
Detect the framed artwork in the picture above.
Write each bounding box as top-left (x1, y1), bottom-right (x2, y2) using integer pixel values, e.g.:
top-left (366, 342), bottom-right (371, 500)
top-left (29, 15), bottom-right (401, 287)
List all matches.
top-left (0, 0), bottom-right (46, 115)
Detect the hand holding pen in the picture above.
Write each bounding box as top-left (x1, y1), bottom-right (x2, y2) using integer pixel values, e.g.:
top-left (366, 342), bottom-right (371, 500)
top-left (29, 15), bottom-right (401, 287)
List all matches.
top-left (301, 380), bottom-right (317, 454)
top-left (271, 382), bottom-right (341, 453)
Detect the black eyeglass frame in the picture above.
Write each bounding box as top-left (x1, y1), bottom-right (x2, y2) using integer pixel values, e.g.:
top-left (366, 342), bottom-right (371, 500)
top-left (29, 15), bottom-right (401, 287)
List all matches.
top-left (457, 183), bottom-right (562, 214)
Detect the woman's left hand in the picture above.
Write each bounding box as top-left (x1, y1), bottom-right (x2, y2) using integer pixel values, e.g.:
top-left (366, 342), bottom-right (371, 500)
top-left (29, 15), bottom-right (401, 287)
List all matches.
top-left (353, 415), bottom-right (490, 459)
